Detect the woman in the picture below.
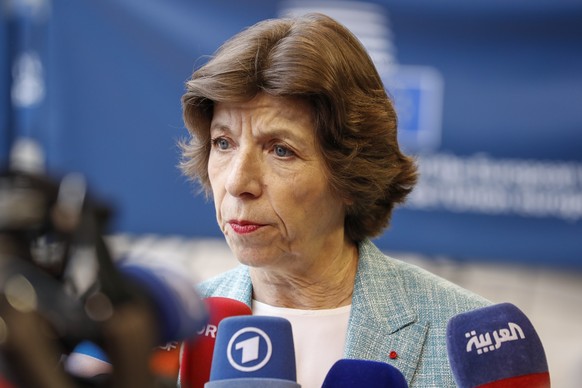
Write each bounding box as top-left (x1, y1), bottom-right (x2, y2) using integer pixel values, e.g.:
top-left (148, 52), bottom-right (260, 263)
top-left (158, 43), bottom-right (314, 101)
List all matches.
top-left (180, 13), bottom-right (490, 387)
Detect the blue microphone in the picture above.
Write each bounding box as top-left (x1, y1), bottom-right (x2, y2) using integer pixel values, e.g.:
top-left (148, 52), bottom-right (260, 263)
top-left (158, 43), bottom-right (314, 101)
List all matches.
top-left (446, 302), bottom-right (550, 387)
top-left (321, 359), bottom-right (408, 387)
top-left (117, 261), bottom-right (208, 345)
top-left (63, 340), bottom-right (112, 379)
top-left (206, 316), bottom-right (300, 387)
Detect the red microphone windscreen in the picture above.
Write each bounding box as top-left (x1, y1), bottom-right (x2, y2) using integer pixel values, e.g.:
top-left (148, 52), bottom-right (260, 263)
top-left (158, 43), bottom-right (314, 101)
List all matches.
top-left (179, 297), bottom-right (251, 388)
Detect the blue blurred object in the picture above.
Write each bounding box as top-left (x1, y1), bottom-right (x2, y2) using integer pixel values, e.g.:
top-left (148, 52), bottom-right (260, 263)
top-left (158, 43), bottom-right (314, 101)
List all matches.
top-left (322, 359), bottom-right (408, 387)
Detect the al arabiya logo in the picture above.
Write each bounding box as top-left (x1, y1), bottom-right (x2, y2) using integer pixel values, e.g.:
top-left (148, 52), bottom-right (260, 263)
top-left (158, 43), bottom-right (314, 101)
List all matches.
top-left (227, 327), bottom-right (273, 372)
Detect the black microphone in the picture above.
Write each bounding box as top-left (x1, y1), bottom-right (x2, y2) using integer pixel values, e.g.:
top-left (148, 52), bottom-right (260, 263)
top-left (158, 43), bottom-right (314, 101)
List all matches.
top-left (321, 359), bottom-right (408, 387)
top-left (64, 261), bottom-right (209, 381)
top-left (446, 302), bottom-right (550, 387)
top-left (1, 139), bottom-right (208, 387)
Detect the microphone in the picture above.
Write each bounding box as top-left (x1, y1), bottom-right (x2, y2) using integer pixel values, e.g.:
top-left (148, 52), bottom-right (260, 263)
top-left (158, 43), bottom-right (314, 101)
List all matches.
top-left (180, 297), bottom-right (252, 388)
top-left (206, 315), bottom-right (300, 387)
top-left (63, 340), bottom-right (112, 380)
top-left (321, 359), bottom-right (408, 387)
top-left (446, 302), bottom-right (550, 387)
top-left (116, 261), bottom-right (208, 345)
top-left (64, 338), bottom-right (183, 385)
top-left (63, 262), bottom-right (209, 381)
top-left (1, 141), bottom-right (206, 385)
top-left (149, 341), bottom-right (181, 383)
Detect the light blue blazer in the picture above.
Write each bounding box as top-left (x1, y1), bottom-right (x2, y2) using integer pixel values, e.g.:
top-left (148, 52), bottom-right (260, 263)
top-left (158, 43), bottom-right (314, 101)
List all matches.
top-left (198, 239), bottom-right (491, 387)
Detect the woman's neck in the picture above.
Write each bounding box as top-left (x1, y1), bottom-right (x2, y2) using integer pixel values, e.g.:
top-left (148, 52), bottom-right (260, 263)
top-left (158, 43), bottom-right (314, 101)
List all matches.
top-left (249, 241), bottom-right (359, 309)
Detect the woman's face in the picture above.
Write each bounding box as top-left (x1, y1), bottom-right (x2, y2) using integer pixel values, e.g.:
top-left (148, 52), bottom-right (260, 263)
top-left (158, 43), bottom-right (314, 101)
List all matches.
top-left (207, 93), bottom-right (347, 273)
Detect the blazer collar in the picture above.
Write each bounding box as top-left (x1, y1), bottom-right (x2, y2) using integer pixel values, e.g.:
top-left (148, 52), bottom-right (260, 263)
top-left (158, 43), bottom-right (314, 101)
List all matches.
top-left (344, 239), bottom-right (428, 383)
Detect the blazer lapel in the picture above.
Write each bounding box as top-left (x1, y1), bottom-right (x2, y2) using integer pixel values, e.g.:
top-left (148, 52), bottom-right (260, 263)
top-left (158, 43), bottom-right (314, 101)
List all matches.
top-left (344, 240), bottom-right (429, 383)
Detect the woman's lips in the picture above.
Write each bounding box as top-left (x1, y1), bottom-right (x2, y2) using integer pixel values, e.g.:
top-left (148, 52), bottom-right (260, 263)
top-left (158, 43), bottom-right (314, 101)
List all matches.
top-left (228, 220), bottom-right (263, 234)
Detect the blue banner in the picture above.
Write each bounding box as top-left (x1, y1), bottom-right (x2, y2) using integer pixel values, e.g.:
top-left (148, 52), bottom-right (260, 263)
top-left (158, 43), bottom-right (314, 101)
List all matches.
top-left (2, 0), bottom-right (581, 267)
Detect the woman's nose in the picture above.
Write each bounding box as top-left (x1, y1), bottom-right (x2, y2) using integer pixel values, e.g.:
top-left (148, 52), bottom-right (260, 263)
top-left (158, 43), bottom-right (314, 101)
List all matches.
top-left (224, 147), bottom-right (262, 198)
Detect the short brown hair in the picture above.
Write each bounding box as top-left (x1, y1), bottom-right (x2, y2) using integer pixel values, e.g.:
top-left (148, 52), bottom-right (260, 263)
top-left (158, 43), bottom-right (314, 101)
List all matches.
top-left (180, 13), bottom-right (417, 241)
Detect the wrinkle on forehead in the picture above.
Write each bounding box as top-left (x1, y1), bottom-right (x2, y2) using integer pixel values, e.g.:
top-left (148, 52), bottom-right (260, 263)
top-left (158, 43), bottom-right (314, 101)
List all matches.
top-left (211, 93), bottom-right (316, 146)
top-left (213, 93), bottom-right (313, 125)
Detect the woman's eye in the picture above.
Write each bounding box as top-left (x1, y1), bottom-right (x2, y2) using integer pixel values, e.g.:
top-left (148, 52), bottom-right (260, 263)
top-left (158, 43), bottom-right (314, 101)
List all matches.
top-left (273, 144), bottom-right (294, 157)
top-left (212, 137), bottom-right (230, 150)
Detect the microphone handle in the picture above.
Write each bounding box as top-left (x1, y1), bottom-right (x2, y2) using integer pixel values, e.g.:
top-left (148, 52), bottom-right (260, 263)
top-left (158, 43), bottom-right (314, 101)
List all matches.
top-left (0, 294), bottom-right (74, 388)
top-left (205, 378), bottom-right (301, 387)
top-left (100, 302), bottom-right (158, 388)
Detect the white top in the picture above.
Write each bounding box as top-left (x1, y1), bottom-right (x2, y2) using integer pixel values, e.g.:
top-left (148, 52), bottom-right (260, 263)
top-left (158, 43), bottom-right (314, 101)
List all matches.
top-left (252, 300), bottom-right (351, 388)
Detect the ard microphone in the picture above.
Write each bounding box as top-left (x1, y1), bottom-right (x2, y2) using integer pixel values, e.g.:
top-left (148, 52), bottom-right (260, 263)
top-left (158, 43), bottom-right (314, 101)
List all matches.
top-left (321, 359), bottom-right (408, 387)
top-left (180, 297), bottom-right (252, 388)
top-left (206, 316), bottom-right (300, 387)
top-left (446, 302), bottom-right (550, 387)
